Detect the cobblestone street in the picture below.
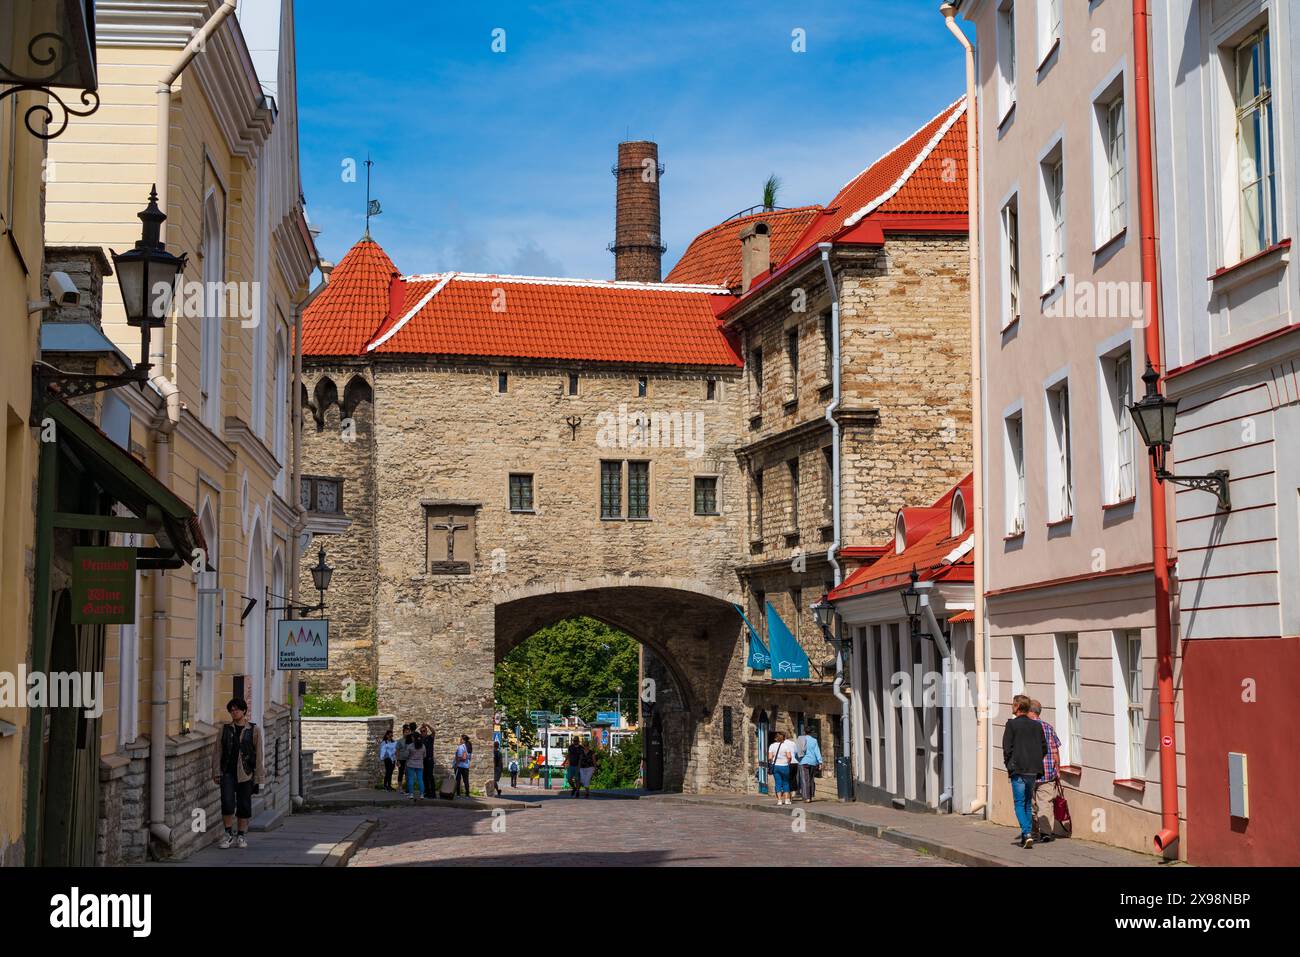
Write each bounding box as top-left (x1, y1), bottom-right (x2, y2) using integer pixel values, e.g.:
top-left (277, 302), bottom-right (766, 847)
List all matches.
top-left (348, 795), bottom-right (959, 867)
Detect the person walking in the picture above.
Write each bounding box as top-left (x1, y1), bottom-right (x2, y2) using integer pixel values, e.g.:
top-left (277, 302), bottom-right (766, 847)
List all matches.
top-left (420, 724), bottom-right (436, 798)
top-left (564, 738), bottom-right (584, 797)
top-left (1003, 696), bottom-right (1048, 848)
top-left (508, 754), bottom-right (520, 788)
top-left (767, 731), bottom-right (798, 806)
top-left (529, 752), bottom-right (541, 787)
top-left (396, 722), bottom-right (411, 789)
top-left (493, 741), bottom-right (504, 795)
top-left (579, 740), bottom-right (597, 797)
top-left (796, 726), bottom-right (822, 803)
top-left (453, 735), bottom-right (472, 798)
top-left (405, 730), bottom-right (425, 799)
top-left (210, 697), bottom-right (264, 848)
top-left (1029, 699), bottom-right (1063, 843)
top-left (379, 728), bottom-right (397, 791)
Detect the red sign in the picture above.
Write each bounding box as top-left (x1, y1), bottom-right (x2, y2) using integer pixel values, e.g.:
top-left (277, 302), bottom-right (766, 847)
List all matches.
top-left (71, 546), bottom-right (137, 625)
top-left (1162, 735), bottom-right (1173, 748)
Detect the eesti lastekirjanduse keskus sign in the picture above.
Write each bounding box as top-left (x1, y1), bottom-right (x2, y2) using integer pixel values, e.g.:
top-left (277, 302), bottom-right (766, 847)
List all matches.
top-left (71, 546), bottom-right (136, 625)
top-left (277, 619), bottom-right (329, 670)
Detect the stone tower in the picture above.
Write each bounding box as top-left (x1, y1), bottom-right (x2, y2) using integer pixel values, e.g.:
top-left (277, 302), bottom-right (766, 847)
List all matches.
top-left (611, 140), bottom-right (665, 282)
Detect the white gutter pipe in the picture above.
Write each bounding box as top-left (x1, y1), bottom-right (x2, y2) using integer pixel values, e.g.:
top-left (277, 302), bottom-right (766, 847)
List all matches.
top-left (919, 589), bottom-right (954, 812)
top-left (819, 245), bottom-right (850, 784)
top-left (941, 2), bottom-right (987, 815)
top-left (147, 0), bottom-right (239, 852)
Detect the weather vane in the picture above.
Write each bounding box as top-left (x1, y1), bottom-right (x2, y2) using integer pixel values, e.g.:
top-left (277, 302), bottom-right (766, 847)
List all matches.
top-left (365, 154), bottom-right (381, 237)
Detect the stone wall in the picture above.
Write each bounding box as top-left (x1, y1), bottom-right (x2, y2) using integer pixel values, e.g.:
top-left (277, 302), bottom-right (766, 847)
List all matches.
top-left (302, 714), bottom-right (395, 788)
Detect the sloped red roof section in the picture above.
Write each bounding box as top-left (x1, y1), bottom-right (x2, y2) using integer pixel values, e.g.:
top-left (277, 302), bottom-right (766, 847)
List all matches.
top-left (781, 98), bottom-right (968, 265)
top-left (666, 205), bottom-right (823, 289)
top-left (366, 274), bottom-right (742, 367)
top-left (829, 473), bottom-right (975, 602)
top-left (303, 238), bottom-right (398, 356)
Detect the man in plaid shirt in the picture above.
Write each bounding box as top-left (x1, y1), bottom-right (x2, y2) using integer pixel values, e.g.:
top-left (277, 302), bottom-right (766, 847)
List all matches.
top-left (1029, 700), bottom-right (1062, 842)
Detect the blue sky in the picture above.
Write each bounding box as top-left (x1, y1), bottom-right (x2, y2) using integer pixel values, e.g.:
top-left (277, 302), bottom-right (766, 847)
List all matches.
top-left (297, 1), bottom-right (970, 280)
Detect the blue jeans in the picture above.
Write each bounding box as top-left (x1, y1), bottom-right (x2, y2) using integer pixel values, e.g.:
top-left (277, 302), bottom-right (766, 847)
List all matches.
top-left (407, 767), bottom-right (423, 796)
top-left (1010, 774), bottom-right (1036, 838)
top-left (772, 764), bottom-right (791, 794)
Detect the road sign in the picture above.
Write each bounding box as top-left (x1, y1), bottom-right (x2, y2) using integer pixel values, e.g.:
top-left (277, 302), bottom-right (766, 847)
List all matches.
top-left (529, 710), bottom-right (552, 726)
top-left (276, 619), bottom-right (329, 670)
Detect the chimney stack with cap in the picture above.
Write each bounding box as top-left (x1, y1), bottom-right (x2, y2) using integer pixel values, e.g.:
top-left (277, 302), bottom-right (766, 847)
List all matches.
top-left (610, 141), bottom-right (665, 282)
top-left (739, 222), bottom-right (771, 293)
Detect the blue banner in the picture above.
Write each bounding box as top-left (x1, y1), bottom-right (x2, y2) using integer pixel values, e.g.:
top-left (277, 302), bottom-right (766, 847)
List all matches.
top-left (733, 603), bottom-right (771, 670)
top-left (765, 602), bottom-right (810, 679)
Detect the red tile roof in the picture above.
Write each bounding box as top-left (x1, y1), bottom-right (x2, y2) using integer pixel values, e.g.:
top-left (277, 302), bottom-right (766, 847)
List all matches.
top-left (302, 238), bottom-right (397, 356)
top-left (665, 205), bottom-right (823, 290)
top-left (365, 272), bottom-right (742, 367)
top-left (780, 98), bottom-right (968, 265)
top-left (829, 473), bottom-right (975, 602)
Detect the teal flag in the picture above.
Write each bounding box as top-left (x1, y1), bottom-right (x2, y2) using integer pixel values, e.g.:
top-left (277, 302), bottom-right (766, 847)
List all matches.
top-left (765, 602), bottom-right (810, 679)
top-left (733, 603), bottom-right (771, 671)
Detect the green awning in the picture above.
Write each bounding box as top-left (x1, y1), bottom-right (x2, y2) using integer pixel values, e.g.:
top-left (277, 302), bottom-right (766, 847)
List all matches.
top-left (47, 401), bottom-right (204, 566)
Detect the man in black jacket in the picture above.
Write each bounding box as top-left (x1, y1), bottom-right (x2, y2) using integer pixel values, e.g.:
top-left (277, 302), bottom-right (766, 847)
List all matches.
top-left (1003, 695), bottom-right (1047, 848)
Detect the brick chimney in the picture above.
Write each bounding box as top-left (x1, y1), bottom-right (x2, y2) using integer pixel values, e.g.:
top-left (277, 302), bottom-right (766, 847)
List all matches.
top-left (739, 222), bottom-right (771, 293)
top-left (611, 140), bottom-right (664, 282)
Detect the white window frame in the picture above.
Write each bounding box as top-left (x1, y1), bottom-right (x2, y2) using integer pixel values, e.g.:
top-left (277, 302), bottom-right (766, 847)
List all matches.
top-left (1000, 193), bottom-right (1021, 328)
top-left (996, 1), bottom-right (1018, 124)
top-left (1090, 66), bottom-right (1128, 248)
top-left (200, 188), bottom-right (225, 432)
top-left (1054, 633), bottom-right (1081, 768)
top-left (1011, 635), bottom-right (1026, 697)
top-left (1229, 26), bottom-right (1279, 261)
top-left (1037, 0), bottom-right (1062, 67)
top-left (1039, 139), bottom-right (1066, 294)
top-left (1098, 337), bottom-right (1136, 504)
top-left (1003, 404), bottom-right (1026, 535)
top-left (1044, 373), bottom-right (1073, 522)
top-left (1111, 629), bottom-right (1144, 780)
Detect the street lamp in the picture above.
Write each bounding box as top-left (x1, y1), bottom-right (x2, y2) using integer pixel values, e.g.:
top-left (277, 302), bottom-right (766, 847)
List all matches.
top-left (900, 566), bottom-right (923, 639)
top-left (1128, 361), bottom-right (1231, 511)
top-left (33, 187), bottom-right (187, 414)
top-left (268, 546), bottom-right (334, 618)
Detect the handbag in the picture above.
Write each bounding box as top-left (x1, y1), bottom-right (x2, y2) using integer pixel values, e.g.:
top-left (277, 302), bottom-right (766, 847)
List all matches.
top-left (1051, 780), bottom-right (1072, 835)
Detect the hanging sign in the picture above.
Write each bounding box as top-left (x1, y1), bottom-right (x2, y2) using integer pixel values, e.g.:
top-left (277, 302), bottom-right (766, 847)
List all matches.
top-left (276, 619), bottom-right (330, 670)
top-left (71, 546), bottom-right (136, 625)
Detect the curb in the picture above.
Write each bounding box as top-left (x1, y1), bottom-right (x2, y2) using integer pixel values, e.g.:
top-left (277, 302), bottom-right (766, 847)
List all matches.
top-left (656, 796), bottom-right (1007, 867)
top-left (306, 796), bottom-right (540, 813)
top-left (323, 819), bottom-right (377, 867)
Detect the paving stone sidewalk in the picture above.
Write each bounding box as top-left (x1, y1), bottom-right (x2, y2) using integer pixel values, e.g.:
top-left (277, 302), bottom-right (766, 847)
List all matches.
top-left (653, 794), bottom-right (1176, 867)
top-left (153, 813), bottom-right (376, 867)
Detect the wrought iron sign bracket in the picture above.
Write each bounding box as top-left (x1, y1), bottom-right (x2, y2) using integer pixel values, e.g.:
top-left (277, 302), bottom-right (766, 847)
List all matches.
top-left (0, 82), bottom-right (99, 139)
top-left (1158, 468), bottom-right (1231, 512)
top-left (30, 361), bottom-right (150, 424)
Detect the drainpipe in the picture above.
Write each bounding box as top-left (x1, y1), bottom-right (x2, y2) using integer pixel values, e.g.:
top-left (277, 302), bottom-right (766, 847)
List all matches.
top-left (154, 0), bottom-right (239, 239)
top-left (819, 245), bottom-right (850, 777)
top-left (1133, 0), bottom-right (1179, 855)
top-left (919, 588), bottom-right (954, 811)
top-left (145, 0), bottom-right (238, 850)
top-left (941, 2), bottom-right (987, 816)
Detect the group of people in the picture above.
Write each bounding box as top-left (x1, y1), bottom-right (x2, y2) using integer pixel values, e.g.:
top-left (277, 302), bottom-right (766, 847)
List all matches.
top-left (1002, 695), bottom-right (1064, 849)
top-left (765, 727), bottom-right (823, 805)
top-left (561, 739), bottom-right (599, 797)
top-left (378, 723), bottom-right (475, 799)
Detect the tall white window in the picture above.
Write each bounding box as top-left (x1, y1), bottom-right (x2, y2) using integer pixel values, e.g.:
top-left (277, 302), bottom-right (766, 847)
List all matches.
top-left (1092, 81), bottom-right (1127, 246)
top-left (273, 326), bottom-right (287, 492)
top-left (1001, 196), bottom-right (1021, 328)
top-left (1101, 348), bottom-right (1135, 503)
top-left (1055, 633), bottom-right (1081, 767)
top-left (1037, 0), bottom-right (1062, 64)
top-left (200, 189), bottom-right (225, 431)
top-left (1112, 630), bottom-right (1144, 779)
top-left (997, 1), bottom-right (1017, 121)
top-left (1040, 148), bottom-right (1065, 292)
top-left (1004, 410), bottom-right (1026, 534)
top-left (1011, 635), bottom-right (1026, 696)
top-left (1233, 28), bottom-right (1278, 259)
top-left (1045, 379), bottom-right (1073, 521)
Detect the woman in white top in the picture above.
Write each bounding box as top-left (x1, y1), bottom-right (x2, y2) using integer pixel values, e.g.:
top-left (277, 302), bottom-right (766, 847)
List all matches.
top-left (767, 731), bottom-right (798, 806)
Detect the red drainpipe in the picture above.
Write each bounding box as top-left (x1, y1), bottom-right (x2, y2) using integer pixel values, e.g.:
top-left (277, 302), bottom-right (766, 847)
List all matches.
top-left (1133, 0), bottom-right (1180, 854)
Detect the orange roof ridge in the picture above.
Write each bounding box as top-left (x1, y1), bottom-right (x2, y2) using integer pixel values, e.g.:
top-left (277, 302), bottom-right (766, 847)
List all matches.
top-left (400, 272), bottom-right (731, 293)
top-left (842, 97), bottom-right (966, 227)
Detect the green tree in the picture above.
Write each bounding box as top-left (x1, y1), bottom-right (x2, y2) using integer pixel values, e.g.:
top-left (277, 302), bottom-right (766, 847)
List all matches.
top-left (590, 730), bottom-right (642, 790)
top-left (494, 617), bottom-right (639, 738)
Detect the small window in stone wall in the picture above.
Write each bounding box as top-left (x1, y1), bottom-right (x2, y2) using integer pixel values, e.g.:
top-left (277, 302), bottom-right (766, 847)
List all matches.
top-left (637, 376), bottom-right (648, 397)
top-left (509, 473), bottom-right (534, 512)
top-left (628, 461), bottom-right (650, 519)
top-left (706, 378), bottom-right (717, 401)
top-left (301, 476), bottom-right (343, 513)
top-left (694, 476), bottom-right (718, 515)
top-left (498, 372), bottom-right (508, 393)
top-left (568, 373), bottom-right (580, 396)
top-left (723, 705), bottom-right (733, 745)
